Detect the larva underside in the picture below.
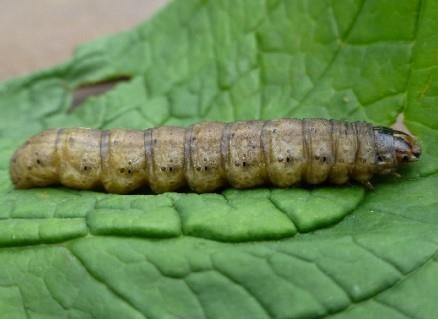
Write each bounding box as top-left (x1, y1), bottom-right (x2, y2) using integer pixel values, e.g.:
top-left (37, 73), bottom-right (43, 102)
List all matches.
top-left (9, 119), bottom-right (421, 194)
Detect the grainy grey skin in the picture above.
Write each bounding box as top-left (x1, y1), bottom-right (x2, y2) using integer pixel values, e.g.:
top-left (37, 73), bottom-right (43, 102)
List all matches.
top-left (9, 119), bottom-right (421, 194)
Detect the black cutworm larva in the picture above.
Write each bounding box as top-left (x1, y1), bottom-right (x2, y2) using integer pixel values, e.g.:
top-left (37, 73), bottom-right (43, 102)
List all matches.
top-left (10, 119), bottom-right (421, 193)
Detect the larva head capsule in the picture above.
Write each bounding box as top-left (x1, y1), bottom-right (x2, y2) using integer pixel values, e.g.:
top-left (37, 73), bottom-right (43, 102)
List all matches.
top-left (373, 127), bottom-right (421, 175)
top-left (392, 130), bottom-right (421, 163)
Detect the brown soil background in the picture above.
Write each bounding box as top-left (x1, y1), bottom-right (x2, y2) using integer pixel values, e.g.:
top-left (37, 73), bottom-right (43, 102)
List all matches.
top-left (0, 0), bottom-right (168, 81)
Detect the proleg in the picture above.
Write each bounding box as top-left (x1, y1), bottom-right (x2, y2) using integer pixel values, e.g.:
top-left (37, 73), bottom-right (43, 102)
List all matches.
top-left (9, 119), bottom-right (421, 194)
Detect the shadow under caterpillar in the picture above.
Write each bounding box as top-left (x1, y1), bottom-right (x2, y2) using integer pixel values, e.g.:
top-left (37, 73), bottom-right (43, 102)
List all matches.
top-left (10, 119), bottom-right (421, 194)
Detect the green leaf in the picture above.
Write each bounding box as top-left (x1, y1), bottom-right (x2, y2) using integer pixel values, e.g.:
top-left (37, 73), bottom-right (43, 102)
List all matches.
top-left (0, 0), bottom-right (437, 318)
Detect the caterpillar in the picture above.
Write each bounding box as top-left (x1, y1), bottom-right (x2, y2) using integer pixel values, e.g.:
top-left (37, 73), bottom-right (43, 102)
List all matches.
top-left (9, 119), bottom-right (421, 194)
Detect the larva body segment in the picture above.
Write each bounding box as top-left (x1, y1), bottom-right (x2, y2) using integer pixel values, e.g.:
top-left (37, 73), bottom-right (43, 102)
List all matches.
top-left (352, 122), bottom-right (376, 184)
top-left (328, 121), bottom-right (357, 184)
top-left (185, 122), bottom-right (226, 193)
top-left (102, 129), bottom-right (146, 194)
top-left (146, 126), bottom-right (186, 193)
top-left (262, 119), bottom-right (306, 186)
top-left (303, 119), bottom-right (335, 184)
top-left (223, 121), bottom-right (267, 189)
top-left (57, 128), bottom-right (102, 190)
top-left (10, 119), bottom-right (421, 194)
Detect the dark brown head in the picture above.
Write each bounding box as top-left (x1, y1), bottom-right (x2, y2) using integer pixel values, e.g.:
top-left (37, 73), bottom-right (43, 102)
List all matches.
top-left (392, 130), bottom-right (421, 163)
top-left (373, 127), bottom-right (421, 175)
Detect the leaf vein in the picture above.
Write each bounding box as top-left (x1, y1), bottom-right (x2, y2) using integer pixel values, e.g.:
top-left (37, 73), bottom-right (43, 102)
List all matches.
top-left (210, 255), bottom-right (272, 319)
top-left (66, 247), bottom-right (148, 319)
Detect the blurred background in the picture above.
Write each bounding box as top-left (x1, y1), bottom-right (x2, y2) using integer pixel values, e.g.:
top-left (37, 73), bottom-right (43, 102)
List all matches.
top-left (0, 0), bottom-right (168, 81)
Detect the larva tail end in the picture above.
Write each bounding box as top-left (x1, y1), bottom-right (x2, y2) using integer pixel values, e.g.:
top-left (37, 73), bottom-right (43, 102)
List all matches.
top-left (9, 130), bottom-right (60, 189)
top-left (10, 151), bottom-right (29, 189)
top-left (9, 146), bottom-right (36, 189)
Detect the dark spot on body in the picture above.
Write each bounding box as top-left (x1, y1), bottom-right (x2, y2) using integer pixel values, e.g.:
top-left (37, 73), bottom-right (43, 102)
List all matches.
top-left (127, 169), bottom-right (132, 174)
top-left (272, 129), bottom-right (277, 133)
top-left (83, 166), bottom-right (89, 171)
top-left (169, 167), bottom-right (173, 172)
top-left (160, 167), bottom-right (166, 172)
top-left (204, 166), bottom-right (208, 171)
top-left (242, 161), bottom-right (247, 167)
top-left (286, 157), bottom-right (290, 163)
top-left (196, 166), bottom-right (201, 171)
top-left (119, 168), bottom-right (125, 173)
top-left (36, 159), bottom-right (41, 165)
top-left (321, 156), bottom-right (327, 163)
